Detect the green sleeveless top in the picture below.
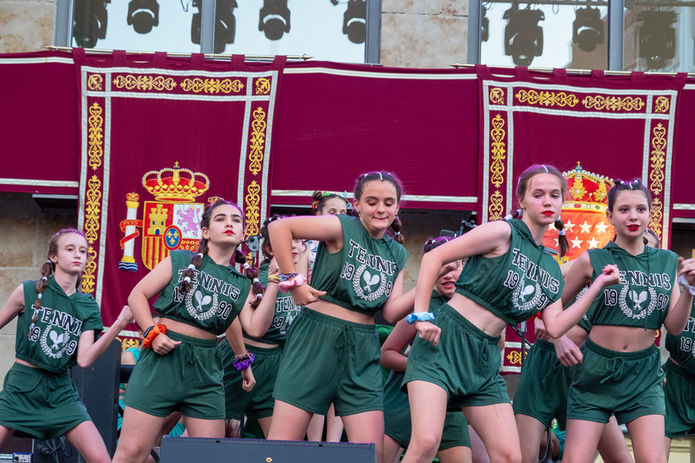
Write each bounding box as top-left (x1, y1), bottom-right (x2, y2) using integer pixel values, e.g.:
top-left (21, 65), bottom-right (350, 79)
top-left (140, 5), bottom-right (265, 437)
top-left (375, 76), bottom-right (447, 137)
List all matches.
top-left (153, 250), bottom-right (251, 335)
top-left (311, 215), bottom-right (408, 316)
top-left (587, 242), bottom-right (677, 329)
top-left (665, 300), bottom-right (695, 373)
top-left (244, 262), bottom-right (302, 345)
top-left (17, 277), bottom-right (103, 373)
top-left (455, 219), bottom-right (564, 325)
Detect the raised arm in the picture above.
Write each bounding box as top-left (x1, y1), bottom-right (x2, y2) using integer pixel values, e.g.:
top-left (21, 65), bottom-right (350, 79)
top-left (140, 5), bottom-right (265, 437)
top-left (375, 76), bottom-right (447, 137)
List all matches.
top-left (76, 305), bottom-right (134, 368)
top-left (560, 251), bottom-right (594, 306)
top-left (413, 221), bottom-right (511, 313)
top-left (664, 257), bottom-right (695, 335)
top-left (238, 283), bottom-right (277, 338)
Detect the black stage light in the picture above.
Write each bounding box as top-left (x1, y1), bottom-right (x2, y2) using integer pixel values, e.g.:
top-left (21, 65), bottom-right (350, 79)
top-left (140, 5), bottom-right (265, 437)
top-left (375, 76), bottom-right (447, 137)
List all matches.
top-left (482, 6), bottom-right (490, 42)
top-left (127, 0), bottom-right (159, 34)
top-left (343, 0), bottom-right (366, 44)
top-left (637, 10), bottom-right (676, 70)
top-left (572, 6), bottom-right (604, 52)
top-left (259, 0), bottom-right (291, 41)
top-left (191, 0), bottom-right (201, 44)
top-left (503, 5), bottom-right (544, 66)
top-left (215, 0), bottom-right (238, 53)
top-left (72, 0), bottom-right (110, 48)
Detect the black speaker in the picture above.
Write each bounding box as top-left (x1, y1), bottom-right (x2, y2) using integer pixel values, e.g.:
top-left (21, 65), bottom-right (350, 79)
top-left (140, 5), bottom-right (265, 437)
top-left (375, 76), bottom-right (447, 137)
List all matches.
top-left (160, 437), bottom-right (377, 463)
top-left (33, 340), bottom-right (121, 463)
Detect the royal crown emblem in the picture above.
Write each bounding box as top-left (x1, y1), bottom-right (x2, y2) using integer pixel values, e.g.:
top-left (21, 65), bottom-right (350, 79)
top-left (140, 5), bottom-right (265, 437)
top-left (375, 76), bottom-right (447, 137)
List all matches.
top-left (118, 162), bottom-right (209, 271)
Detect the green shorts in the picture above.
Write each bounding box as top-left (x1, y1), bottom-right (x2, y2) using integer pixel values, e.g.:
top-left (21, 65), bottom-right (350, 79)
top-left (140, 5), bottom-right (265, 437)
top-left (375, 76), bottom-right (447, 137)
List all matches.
top-left (273, 308), bottom-right (383, 417)
top-left (664, 359), bottom-right (695, 438)
top-left (124, 330), bottom-right (224, 420)
top-left (567, 338), bottom-right (664, 425)
top-left (220, 339), bottom-right (283, 421)
top-left (513, 339), bottom-right (573, 430)
top-left (403, 303), bottom-right (508, 409)
top-left (0, 363), bottom-right (91, 440)
top-left (383, 371), bottom-right (470, 450)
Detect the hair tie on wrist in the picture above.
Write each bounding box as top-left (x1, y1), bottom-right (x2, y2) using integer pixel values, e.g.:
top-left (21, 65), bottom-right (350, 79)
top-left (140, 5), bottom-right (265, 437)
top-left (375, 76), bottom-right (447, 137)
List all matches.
top-left (406, 312), bottom-right (435, 324)
top-left (233, 352), bottom-right (255, 370)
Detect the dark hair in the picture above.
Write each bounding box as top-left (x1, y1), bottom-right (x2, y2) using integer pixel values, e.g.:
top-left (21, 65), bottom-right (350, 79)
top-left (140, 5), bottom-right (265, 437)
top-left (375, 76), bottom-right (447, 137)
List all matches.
top-left (260, 214), bottom-right (287, 262)
top-left (353, 171), bottom-right (405, 244)
top-left (607, 178), bottom-right (652, 212)
top-left (312, 191), bottom-right (349, 215)
top-left (34, 229), bottom-right (86, 310)
top-left (644, 228), bottom-right (659, 247)
top-left (178, 199), bottom-right (265, 308)
top-left (511, 164), bottom-right (569, 257)
top-left (423, 236), bottom-right (454, 253)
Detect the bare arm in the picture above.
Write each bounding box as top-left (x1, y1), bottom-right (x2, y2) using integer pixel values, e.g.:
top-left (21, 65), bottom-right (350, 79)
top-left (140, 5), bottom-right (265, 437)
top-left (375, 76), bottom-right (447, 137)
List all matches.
top-left (413, 220), bottom-right (511, 313)
top-left (560, 251), bottom-right (594, 306)
top-left (0, 284), bottom-right (25, 331)
top-left (381, 276), bottom-right (414, 323)
top-left (664, 257), bottom-right (695, 335)
top-left (76, 305), bottom-right (134, 368)
top-left (238, 283), bottom-right (277, 338)
top-left (543, 264), bottom-right (619, 339)
top-left (380, 319), bottom-right (417, 372)
top-left (224, 317), bottom-right (255, 392)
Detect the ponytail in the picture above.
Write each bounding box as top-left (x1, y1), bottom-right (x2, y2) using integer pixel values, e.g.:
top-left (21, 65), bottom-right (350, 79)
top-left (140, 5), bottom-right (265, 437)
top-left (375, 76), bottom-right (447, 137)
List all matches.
top-left (555, 218), bottom-right (568, 258)
top-left (235, 249), bottom-right (265, 309)
top-left (391, 215), bottom-right (404, 244)
top-left (179, 242), bottom-right (207, 293)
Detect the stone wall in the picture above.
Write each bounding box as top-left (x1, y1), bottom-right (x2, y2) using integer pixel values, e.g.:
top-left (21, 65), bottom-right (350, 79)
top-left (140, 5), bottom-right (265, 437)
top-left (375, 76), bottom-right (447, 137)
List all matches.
top-left (0, 0), bottom-right (55, 53)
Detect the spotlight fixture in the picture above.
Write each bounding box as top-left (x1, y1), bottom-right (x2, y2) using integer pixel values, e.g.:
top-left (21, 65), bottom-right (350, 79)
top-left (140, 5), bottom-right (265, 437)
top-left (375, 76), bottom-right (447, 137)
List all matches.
top-left (503, 5), bottom-right (544, 67)
top-left (72, 0), bottom-right (110, 48)
top-left (572, 6), bottom-right (604, 52)
top-left (637, 10), bottom-right (676, 70)
top-left (127, 0), bottom-right (159, 35)
top-left (343, 0), bottom-right (366, 44)
top-left (259, 0), bottom-right (291, 41)
top-left (482, 6), bottom-right (489, 42)
top-left (215, 0), bottom-right (238, 53)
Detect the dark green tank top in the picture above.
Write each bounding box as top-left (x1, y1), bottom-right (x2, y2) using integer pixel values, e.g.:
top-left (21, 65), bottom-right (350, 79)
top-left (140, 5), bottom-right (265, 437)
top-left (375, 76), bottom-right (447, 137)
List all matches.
top-left (587, 242), bottom-right (677, 329)
top-left (311, 215), bottom-right (408, 316)
top-left (17, 277), bottom-right (103, 373)
top-left (666, 301), bottom-right (695, 373)
top-left (153, 250), bottom-right (251, 335)
top-left (244, 262), bottom-right (302, 345)
top-left (455, 219), bottom-right (564, 325)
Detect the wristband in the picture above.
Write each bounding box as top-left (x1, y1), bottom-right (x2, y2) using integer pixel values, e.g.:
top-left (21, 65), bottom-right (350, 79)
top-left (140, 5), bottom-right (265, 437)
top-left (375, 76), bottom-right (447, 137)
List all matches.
top-left (406, 312), bottom-right (435, 324)
top-left (233, 352), bottom-right (255, 370)
top-left (279, 273), bottom-right (299, 282)
top-left (279, 274), bottom-right (307, 292)
top-left (678, 275), bottom-right (695, 296)
top-left (143, 323), bottom-right (167, 349)
top-left (267, 275), bottom-right (281, 284)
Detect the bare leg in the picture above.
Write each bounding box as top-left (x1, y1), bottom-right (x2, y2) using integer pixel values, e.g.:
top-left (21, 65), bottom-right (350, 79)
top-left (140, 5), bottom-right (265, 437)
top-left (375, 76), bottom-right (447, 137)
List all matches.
top-left (465, 404), bottom-right (521, 463)
top-left (325, 403), bottom-right (344, 442)
top-left (341, 410), bottom-right (385, 463)
top-left (597, 416), bottom-right (633, 463)
top-left (469, 425), bottom-right (490, 463)
top-left (383, 434), bottom-right (403, 463)
top-left (257, 416), bottom-right (272, 438)
top-left (267, 400), bottom-right (314, 441)
top-left (625, 415), bottom-right (667, 463)
top-left (0, 425), bottom-right (15, 447)
top-left (113, 407), bottom-right (170, 463)
top-left (437, 445), bottom-right (472, 463)
top-left (664, 436), bottom-right (671, 461)
top-left (306, 413), bottom-right (325, 441)
top-left (64, 421), bottom-right (110, 463)
top-left (515, 414), bottom-right (547, 463)
top-left (184, 416), bottom-right (224, 438)
top-left (401, 381), bottom-right (447, 463)
top-left (563, 419), bottom-right (607, 463)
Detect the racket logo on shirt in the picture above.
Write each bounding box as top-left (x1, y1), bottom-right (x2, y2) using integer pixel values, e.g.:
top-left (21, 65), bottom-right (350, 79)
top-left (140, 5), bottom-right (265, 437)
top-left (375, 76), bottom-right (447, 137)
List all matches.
top-left (617, 285), bottom-right (657, 319)
top-left (185, 288), bottom-right (220, 321)
top-left (40, 327), bottom-right (77, 359)
top-left (511, 275), bottom-right (543, 313)
top-left (352, 264), bottom-right (389, 301)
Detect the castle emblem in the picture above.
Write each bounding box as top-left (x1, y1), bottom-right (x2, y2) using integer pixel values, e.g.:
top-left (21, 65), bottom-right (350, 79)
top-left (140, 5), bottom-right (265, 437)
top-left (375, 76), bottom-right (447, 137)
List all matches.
top-left (119, 162), bottom-right (210, 271)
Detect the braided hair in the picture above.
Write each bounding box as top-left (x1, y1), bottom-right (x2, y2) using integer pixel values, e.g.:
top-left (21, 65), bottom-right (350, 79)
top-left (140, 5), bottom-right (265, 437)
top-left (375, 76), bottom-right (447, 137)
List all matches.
top-left (512, 164), bottom-right (569, 258)
top-left (34, 228), bottom-right (86, 309)
top-left (178, 199), bottom-right (265, 308)
top-left (311, 191), bottom-right (349, 215)
top-left (354, 171), bottom-right (405, 244)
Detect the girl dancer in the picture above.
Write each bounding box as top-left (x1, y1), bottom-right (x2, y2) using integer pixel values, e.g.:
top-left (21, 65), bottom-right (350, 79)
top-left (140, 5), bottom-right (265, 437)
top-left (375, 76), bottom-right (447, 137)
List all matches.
top-left (561, 179), bottom-right (695, 463)
top-left (267, 171), bottom-right (434, 462)
top-left (401, 164), bottom-right (619, 463)
top-left (0, 228), bottom-right (133, 463)
top-left (114, 199), bottom-right (267, 463)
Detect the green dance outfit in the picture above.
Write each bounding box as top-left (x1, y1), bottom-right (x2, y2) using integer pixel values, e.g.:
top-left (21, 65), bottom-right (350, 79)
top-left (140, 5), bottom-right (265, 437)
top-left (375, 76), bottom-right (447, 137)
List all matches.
top-left (663, 300), bottom-right (695, 438)
top-left (221, 262), bottom-right (301, 421)
top-left (404, 219), bottom-right (564, 408)
top-left (383, 292), bottom-right (470, 451)
top-left (124, 250), bottom-right (250, 420)
top-left (566, 242), bottom-right (677, 424)
top-left (0, 278), bottom-right (103, 439)
top-left (273, 215), bottom-right (408, 416)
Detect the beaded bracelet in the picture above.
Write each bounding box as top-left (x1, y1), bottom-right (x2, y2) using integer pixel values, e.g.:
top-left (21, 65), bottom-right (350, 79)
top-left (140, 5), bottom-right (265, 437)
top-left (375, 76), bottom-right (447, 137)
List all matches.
top-left (233, 352), bottom-right (255, 371)
top-left (143, 323), bottom-right (167, 349)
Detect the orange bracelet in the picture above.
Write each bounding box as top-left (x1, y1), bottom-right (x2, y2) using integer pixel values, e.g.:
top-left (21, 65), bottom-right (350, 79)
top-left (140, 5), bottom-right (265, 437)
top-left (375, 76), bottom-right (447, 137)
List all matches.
top-left (143, 323), bottom-right (167, 349)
